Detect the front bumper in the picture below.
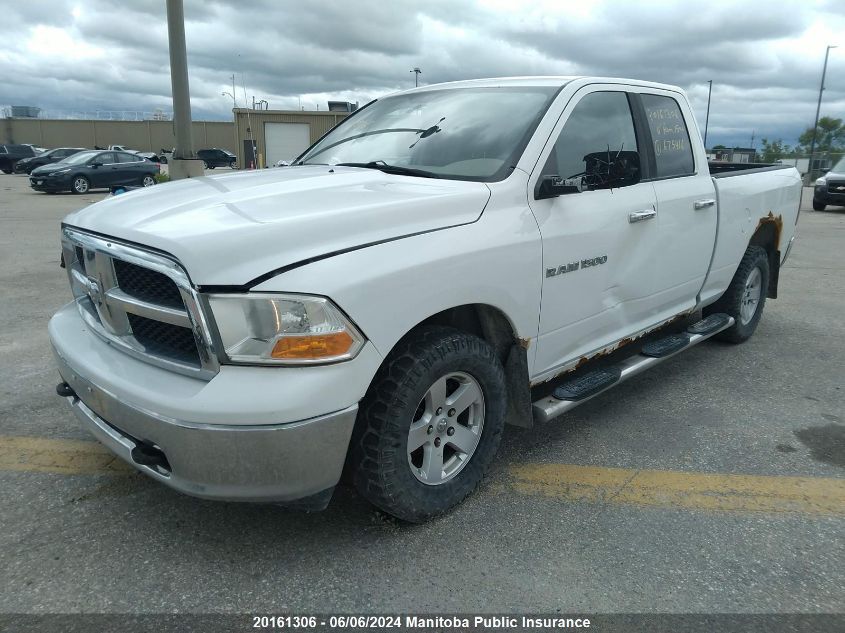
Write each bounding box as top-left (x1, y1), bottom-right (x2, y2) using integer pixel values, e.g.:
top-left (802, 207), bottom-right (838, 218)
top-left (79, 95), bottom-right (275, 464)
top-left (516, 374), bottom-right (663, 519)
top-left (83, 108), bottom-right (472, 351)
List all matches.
top-left (49, 302), bottom-right (377, 503)
top-left (813, 186), bottom-right (845, 206)
top-left (30, 175), bottom-right (70, 191)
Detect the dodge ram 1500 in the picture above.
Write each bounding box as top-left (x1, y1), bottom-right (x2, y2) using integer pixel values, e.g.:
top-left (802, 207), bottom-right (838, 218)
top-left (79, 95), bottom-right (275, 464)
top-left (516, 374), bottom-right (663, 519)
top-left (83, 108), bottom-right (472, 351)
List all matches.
top-left (50, 77), bottom-right (800, 522)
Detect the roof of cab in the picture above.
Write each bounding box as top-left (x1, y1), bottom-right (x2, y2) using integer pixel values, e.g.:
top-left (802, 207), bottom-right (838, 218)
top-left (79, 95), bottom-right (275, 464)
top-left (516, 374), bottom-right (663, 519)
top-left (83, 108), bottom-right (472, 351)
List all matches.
top-left (391, 75), bottom-right (685, 95)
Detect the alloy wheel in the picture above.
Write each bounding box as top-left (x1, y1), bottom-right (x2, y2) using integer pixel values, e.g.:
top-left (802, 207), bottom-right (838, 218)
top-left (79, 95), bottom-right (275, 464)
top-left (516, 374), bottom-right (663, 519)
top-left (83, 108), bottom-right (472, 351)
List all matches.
top-left (407, 371), bottom-right (485, 485)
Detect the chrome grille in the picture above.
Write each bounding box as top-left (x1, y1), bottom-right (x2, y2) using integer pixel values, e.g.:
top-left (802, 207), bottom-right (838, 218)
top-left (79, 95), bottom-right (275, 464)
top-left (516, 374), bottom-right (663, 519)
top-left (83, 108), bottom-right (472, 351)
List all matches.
top-left (61, 227), bottom-right (219, 379)
top-left (113, 259), bottom-right (184, 309)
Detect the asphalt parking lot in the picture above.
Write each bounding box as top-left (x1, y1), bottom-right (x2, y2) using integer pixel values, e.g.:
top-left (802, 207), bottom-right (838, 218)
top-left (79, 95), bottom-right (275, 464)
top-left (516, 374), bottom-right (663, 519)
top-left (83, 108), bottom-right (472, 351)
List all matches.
top-left (0, 172), bottom-right (842, 615)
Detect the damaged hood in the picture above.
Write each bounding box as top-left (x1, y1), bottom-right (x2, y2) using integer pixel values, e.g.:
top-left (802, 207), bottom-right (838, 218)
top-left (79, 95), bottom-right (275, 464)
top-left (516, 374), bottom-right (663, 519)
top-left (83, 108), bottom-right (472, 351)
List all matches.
top-left (63, 166), bottom-right (490, 286)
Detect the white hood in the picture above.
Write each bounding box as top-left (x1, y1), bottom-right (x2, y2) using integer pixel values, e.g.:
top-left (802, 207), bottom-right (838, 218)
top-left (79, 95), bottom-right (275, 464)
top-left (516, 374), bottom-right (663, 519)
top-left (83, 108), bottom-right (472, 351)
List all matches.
top-left (63, 166), bottom-right (491, 286)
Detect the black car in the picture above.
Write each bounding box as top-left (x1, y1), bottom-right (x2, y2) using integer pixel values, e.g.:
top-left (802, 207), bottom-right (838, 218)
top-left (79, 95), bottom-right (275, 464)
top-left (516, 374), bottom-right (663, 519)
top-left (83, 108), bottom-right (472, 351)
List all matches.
top-left (813, 156), bottom-right (845, 211)
top-left (30, 150), bottom-right (159, 194)
top-left (0, 144), bottom-right (37, 174)
top-left (13, 147), bottom-right (86, 174)
top-left (197, 148), bottom-right (237, 169)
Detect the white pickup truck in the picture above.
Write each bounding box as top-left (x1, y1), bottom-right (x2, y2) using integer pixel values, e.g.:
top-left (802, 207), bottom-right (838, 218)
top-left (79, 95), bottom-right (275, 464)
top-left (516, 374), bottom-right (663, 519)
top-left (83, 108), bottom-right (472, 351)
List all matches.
top-left (50, 77), bottom-right (800, 522)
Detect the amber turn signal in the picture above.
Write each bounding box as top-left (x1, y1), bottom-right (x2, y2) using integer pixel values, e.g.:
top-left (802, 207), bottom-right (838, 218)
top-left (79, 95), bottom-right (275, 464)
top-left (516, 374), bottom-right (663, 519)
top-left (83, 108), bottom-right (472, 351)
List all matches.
top-left (270, 331), bottom-right (355, 359)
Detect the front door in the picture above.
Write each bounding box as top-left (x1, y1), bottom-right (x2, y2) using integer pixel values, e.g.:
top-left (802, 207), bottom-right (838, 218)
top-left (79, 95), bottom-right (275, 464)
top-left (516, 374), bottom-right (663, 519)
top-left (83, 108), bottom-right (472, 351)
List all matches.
top-left (91, 152), bottom-right (120, 187)
top-left (528, 88), bottom-right (662, 379)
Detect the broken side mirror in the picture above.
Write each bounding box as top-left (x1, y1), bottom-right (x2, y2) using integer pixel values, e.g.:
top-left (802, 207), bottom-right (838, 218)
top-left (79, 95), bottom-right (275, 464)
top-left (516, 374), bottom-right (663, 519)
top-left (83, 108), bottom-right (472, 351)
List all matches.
top-left (583, 150), bottom-right (641, 189)
top-left (535, 175), bottom-right (587, 200)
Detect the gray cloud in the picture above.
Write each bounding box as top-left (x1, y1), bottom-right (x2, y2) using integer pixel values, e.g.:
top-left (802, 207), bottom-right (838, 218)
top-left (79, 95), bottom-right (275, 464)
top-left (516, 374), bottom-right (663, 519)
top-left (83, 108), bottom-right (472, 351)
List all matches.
top-left (0, 0), bottom-right (843, 148)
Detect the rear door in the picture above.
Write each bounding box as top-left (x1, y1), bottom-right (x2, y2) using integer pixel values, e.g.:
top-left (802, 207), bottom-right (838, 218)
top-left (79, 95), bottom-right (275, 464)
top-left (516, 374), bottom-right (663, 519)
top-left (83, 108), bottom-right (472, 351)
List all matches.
top-left (527, 87), bottom-right (662, 378)
top-left (631, 89), bottom-right (717, 314)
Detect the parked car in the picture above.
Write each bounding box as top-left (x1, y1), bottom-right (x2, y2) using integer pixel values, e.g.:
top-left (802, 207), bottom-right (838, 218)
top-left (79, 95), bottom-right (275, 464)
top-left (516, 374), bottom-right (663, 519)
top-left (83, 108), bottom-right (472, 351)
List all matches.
top-left (812, 156), bottom-right (845, 210)
top-left (197, 148), bottom-right (237, 169)
top-left (0, 144), bottom-right (37, 173)
top-left (49, 77), bottom-right (800, 522)
top-left (14, 147), bottom-right (86, 174)
top-left (158, 148), bottom-right (173, 164)
top-left (137, 152), bottom-right (162, 164)
top-left (30, 150), bottom-right (158, 194)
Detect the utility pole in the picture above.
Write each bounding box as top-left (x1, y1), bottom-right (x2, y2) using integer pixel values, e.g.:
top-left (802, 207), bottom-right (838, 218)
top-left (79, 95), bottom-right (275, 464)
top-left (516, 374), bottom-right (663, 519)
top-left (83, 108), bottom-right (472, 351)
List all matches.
top-left (809, 45), bottom-right (837, 181)
top-left (165, 0), bottom-right (202, 179)
top-left (411, 67), bottom-right (422, 87)
top-left (703, 80), bottom-right (712, 149)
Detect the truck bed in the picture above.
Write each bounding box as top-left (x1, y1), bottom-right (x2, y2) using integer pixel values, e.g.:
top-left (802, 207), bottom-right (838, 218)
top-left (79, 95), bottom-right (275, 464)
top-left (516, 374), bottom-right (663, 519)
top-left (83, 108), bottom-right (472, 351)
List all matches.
top-left (697, 164), bottom-right (802, 306)
top-left (708, 162), bottom-right (793, 177)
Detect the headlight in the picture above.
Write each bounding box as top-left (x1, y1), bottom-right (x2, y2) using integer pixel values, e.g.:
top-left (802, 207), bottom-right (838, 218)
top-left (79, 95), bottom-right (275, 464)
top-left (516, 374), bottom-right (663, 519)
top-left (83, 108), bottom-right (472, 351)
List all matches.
top-left (207, 293), bottom-right (365, 365)
top-left (815, 177), bottom-right (827, 186)
top-left (49, 168), bottom-right (71, 175)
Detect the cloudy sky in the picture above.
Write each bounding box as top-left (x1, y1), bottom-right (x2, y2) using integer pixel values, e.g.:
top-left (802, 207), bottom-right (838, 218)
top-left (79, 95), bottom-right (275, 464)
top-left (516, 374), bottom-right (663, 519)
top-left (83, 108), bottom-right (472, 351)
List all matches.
top-left (2, 0), bottom-right (844, 148)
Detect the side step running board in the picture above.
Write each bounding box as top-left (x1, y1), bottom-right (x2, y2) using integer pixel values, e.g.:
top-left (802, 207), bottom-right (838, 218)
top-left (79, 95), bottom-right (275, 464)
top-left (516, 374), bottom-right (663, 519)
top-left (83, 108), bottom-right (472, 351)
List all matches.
top-left (533, 313), bottom-right (734, 424)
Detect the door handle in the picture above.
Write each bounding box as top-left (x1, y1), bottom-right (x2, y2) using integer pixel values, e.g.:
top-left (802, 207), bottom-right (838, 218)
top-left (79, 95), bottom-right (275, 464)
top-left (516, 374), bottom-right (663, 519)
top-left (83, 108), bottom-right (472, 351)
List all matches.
top-left (694, 198), bottom-right (716, 210)
top-left (628, 209), bottom-right (657, 223)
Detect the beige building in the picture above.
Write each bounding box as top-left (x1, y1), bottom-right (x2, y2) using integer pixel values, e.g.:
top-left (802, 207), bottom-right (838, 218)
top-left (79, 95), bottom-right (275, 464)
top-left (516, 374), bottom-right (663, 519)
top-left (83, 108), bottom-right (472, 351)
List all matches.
top-left (2, 108), bottom-right (350, 167)
top-left (1, 118), bottom-right (235, 154)
top-left (233, 108), bottom-right (350, 168)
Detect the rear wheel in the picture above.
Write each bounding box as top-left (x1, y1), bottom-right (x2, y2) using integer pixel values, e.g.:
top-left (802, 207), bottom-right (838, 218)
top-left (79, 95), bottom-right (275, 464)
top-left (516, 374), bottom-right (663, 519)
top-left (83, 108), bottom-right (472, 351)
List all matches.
top-left (141, 174), bottom-right (155, 187)
top-left (813, 199), bottom-right (826, 211)
top-left (1, 168), bottom-right (11, 175)
top-left (71, 175), bottom-right (90, 194)
top-left (351, 327), bottom-right (506, 523)
top-left (706, 245), bottom-right (769, 343)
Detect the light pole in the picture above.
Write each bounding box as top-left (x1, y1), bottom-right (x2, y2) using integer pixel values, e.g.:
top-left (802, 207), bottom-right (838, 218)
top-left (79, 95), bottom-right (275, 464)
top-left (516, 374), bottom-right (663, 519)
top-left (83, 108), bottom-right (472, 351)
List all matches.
top-left (703, 80), bottom-right (712, 149)
top-left (165, 0), bottom-right (202, 179)
top-left (809, 45), bottom-right (837, 179)
top-left (411, 67), bottom-right (422, 87)
top-left (222, 91), bottom-right (237, 109)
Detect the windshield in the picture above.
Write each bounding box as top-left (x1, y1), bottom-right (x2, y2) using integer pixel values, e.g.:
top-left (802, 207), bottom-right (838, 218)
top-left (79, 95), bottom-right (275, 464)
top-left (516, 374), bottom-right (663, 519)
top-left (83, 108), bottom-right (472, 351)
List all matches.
top-left (297, 86), bottom-right (559, 181)
top-left (58, 151), bottom-right (99, 166)
top-left (831, 156), bottom-right (845, 173)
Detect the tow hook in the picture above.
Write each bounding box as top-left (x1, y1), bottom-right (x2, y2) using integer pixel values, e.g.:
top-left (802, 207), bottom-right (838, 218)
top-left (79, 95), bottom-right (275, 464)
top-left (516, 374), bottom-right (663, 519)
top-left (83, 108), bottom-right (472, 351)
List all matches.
top-left (56, 382), bottom-right (76, 398)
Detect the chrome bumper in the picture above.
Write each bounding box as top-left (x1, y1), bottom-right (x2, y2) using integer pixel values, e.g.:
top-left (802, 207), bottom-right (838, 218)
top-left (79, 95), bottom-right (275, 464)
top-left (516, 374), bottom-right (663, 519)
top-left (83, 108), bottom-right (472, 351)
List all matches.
top-left (54, 350), bottom-right (358, 504)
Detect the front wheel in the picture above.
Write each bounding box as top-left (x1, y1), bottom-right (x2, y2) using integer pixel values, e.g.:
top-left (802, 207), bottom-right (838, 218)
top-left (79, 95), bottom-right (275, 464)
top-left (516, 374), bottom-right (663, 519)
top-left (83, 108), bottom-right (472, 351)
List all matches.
top-left (71, 175), bottom-right (90, 194)
top-left (706, 245), bottom-right (769, 343)
top-left (351, 327), bottom-right (506, 523)
top-left (813, 199), bottom-right (826, 211)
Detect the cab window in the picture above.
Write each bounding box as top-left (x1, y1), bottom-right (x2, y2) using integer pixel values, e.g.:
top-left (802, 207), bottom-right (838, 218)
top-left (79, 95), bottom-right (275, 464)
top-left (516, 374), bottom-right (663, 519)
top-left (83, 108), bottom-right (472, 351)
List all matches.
top-left (542, 91), bottom-right (640, 190)
top-left (641, 94), bottom-right (695, 178)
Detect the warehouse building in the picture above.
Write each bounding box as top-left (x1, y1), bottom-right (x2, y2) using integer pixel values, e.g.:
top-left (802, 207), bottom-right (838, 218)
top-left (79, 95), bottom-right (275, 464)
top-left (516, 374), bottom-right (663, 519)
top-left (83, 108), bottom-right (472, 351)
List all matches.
top-left (1, 117), bottom-right (234, 154)
top-left (233, 108), bottom-right (351, 168)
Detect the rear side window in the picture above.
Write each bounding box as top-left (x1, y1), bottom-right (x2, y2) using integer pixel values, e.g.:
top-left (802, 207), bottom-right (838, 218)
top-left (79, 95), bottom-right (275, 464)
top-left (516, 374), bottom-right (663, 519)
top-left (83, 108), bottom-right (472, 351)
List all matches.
top-left (115, 152), bottom-right (139, 163)
top-left (641, 94), bottom-right (694, 178)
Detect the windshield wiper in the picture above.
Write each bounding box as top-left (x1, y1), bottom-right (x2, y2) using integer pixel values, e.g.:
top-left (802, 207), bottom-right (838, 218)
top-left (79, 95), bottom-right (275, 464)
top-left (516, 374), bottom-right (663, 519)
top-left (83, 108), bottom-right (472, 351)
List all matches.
top-left (335, 161), bottom-right (439, 179)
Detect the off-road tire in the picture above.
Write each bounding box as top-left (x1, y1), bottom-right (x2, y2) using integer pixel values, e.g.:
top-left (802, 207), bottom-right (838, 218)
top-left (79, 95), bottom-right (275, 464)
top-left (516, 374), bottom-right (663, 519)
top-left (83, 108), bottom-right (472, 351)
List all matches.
top-left (351, 326), bottom-right (506, 523)
top-left (706, 245), bottom-right (769, 343)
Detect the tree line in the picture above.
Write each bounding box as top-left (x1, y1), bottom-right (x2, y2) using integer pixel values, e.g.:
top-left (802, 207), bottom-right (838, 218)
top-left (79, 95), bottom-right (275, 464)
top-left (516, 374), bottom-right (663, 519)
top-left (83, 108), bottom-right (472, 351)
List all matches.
top-left (749, 116), bottom-right (845, 162)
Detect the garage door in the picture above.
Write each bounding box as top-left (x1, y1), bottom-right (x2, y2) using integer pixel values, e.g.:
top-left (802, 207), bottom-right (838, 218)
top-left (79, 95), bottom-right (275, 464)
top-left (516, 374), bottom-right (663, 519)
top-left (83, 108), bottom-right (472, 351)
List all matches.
top-left (264, 122), bottom-right (311, 165)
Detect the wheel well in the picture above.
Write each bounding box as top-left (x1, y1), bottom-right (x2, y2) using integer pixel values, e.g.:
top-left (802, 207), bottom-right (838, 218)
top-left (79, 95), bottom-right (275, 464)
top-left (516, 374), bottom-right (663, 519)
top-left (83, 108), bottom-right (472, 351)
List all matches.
top-left (414, 304), bottom-right (534, 428)
top-left (416, 304), bottom-right (518, 363)
top-left (749, 221), bottom-right (780, 299)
